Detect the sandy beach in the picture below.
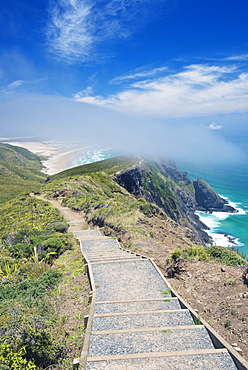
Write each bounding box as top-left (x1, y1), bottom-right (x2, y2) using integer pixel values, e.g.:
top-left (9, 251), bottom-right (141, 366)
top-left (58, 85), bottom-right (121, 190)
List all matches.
top-left (41, 147), bottom-right (86, 175)
top-left (1, 139), bottom-right (85, 175)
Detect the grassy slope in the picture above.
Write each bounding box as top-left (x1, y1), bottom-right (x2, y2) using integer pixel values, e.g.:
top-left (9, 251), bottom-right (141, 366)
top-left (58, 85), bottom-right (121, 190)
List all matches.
top-left (0, 143), bottom-right (46, 203)
top-left (50, 155), bottom-right (139, 179)
top-left (1, 153), bottom-right (247, 368)
top-left (0, 194), bottom-right (89, 369)
top-left (47, 156), bottom-right (247, 264)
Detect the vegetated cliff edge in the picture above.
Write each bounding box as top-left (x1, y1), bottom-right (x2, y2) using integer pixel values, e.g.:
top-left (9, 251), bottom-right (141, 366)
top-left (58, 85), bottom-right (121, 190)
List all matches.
top-left (115, 157), bottom-right (236, 245)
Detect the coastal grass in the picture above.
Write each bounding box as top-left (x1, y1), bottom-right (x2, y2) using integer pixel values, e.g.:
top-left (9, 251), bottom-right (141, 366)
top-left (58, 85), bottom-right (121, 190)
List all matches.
top-left (168, 244), bottom-right (247, 267)
top-left (49, 155), bottom-right (138, 180)
top-left (0, 143), bottom-right (46, 203)
top-left (0, 194), bottom-right (89, 369)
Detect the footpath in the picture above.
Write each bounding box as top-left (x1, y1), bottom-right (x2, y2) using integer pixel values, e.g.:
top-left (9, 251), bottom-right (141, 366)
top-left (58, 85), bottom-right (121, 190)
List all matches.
top-left (72, 227), bottom-right (248, 370)
top-left (34, 196), bottom-right (248, 370)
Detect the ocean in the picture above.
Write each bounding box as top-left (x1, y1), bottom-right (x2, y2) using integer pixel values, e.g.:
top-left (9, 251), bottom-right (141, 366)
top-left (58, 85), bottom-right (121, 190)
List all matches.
top-left (177, 135), bottom-right (248, 258)
top-left (72, 141), bottom-right (248, 258)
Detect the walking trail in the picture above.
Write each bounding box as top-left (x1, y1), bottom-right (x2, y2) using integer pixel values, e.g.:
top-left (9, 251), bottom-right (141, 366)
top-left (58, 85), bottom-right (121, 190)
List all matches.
top-left (37, 196), bottom-right (248, 370)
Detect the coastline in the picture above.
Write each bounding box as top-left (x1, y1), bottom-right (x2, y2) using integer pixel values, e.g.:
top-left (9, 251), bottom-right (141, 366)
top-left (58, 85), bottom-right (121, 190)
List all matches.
top-left (1, 140), bottom-right (86, 175)
top-left (196, 197), bottom-right (245, 248)
top-left (42, 147), bottom-right (87, 175)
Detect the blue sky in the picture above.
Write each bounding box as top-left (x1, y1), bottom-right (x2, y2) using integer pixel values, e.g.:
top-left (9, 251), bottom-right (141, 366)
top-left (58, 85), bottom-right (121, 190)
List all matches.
top-left (1, 0), bottom-right (248, 162)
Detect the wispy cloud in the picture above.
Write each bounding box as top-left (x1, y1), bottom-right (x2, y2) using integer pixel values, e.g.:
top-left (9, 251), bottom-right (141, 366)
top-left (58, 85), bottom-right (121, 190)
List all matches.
top-left (223, 54), bottom-right (248, 61)
top-left (75, 63), bottom-right (248, 118)
top-left (7, 80), bottom-right (25, 89)
top-left (47, 0), bottom-right (163, 63)
top-left (73, 85), bottom-right (94, 99)
top-left (110, 66), bottom-right (168, 84)
top-left (47, 0), bottom-right (93, 63)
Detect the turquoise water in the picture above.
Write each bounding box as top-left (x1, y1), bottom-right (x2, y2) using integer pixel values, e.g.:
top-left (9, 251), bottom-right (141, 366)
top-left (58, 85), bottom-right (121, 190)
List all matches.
top-left (178, 136), bottom-right (248, 258)
top-left (73, 141), bottom-right (248, 258)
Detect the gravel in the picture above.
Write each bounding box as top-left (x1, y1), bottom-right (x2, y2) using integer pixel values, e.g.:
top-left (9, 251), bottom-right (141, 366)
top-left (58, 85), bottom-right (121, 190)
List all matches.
top-left (74, 229), bottom-right (101, 238)
top-left (86, 352), bottom-right (238, 369)
top-left (76, 231), bottom-right (238, 370)
top-left (92, 311), bottom-right (194, 331)
top-left (92, 259), bottom-right (171, 302)
top-left (95, 299), bottom-right (181, 314)
top-left (89, 327), bottom-right (214, 356)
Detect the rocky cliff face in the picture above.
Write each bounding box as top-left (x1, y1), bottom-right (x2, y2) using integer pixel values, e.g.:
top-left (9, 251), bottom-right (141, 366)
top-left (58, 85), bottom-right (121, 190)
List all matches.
top-left (193, 178), bottom-right (237, 213)
top-left (115, 158), bottom-right (236, 245)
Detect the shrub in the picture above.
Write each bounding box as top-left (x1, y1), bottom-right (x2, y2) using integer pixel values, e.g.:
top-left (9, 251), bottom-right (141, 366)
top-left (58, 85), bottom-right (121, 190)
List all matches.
top-left (0, 270), bottom-right (62, 304)
top-left (46, 221), bottom-right (69, 233)
top-left (1, 310), bottom-right (65, 368)
top-left (8, 243), bottom-right (33, 259)
top-left (186, 245), bottom-right (209, 261)
top-left (0, 344), bottom-right (36, 369)
top-left (170, 248), bottom-right (182, 262)
top-left (206, 246), bottom-right (247, 266)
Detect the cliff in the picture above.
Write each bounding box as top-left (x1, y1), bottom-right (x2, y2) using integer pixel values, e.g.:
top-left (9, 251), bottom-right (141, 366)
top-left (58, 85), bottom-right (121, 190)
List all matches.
top-left (48, 155), bottom-right (236, 246)
top-left (115, 158), bottom-right (236, 244)
top-left (193, 178), bottom-right (237, 213)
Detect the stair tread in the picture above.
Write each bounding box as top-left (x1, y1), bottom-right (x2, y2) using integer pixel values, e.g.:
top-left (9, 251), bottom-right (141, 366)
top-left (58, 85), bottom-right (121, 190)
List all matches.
top-left (86, 350), bottom-right (237, 370)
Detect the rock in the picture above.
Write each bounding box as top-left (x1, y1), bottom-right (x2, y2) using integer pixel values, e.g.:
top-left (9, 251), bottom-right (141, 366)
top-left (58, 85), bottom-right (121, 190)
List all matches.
top-left (193, 178), bottom-right (237, 213)
top-left (115, 158), bottom-right (212, 245)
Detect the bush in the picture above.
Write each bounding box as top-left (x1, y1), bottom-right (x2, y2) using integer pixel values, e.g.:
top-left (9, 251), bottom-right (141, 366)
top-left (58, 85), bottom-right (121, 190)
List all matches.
top-left (1, 310), bottom-right (65, 368)
top-left (0, 270), bottom-right (62, 304)
top-left (186, 245), bottom-right (210, 261)
top-left (46, 221), bottom-right (69, 233)
top-left (8, 243), bottom-right (33, 259)
top-left (206, 245), bottom-right (247, 266)
top-left (0, 344), bottom-right (36, 369)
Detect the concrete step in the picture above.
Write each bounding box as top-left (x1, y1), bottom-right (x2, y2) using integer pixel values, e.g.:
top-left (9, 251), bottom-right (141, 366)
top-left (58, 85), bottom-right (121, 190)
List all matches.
top-left (86, 253), bottom-right (140, 260)
top-left (90, 258), bottom-right (146, 265)
top-left (95, 297), bottom-right (181, 314)
top-left (80, 238), bottom-right (121, 253)
top-left (88, 326), bottom-right (215, 356)
top-left (91, 259), bottom-right (172, 301)
top-left (86, 349), bottom-right (238, 369)
top-left (92, 309), bottom-right (194, 331)
top-left (73, 230), bottom-right (102, 238)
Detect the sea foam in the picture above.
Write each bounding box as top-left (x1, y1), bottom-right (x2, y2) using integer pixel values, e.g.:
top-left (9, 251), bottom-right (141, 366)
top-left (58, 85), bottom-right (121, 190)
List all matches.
top-left (196, 196), bottom-right (245, 248)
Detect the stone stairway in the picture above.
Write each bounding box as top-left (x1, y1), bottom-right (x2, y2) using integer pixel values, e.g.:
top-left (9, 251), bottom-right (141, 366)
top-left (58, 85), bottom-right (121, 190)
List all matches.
top-left (72, 229), bottom-right (247, 370)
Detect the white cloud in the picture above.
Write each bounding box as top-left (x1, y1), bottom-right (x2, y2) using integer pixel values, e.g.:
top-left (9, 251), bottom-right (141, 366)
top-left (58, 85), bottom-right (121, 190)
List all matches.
top-left (73, 85), bottom-right (94, 99)
top-left (75, 64), bottom-right (248, 118)
top-left (224, 54), bottom-right (248, 61)
top-left (47, 0), bottom-right (93, 63)
top-left (208, 122), bottom-right (222, 130)
top-left (110, 67), bottom-right (168, 84)
top-left (47, 0), bottom-right (163, 63)
top-left (7, 80), bottom-right (25, 89)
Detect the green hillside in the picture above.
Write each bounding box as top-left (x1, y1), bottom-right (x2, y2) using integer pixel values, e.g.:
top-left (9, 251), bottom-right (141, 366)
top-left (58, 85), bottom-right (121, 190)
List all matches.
top-left (0, 143), bottom-right (46, 203)
top-left (50, 155), bottom-right (138, 180)
top-left (0, 151), bottom-right (247, 368)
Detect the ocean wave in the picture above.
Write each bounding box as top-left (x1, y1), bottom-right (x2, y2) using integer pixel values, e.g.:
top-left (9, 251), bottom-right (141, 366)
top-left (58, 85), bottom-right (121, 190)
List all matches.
top-left (72, 148), bottom-right (114, 166)
top-left (220, 195), bottom-right (246, 215)
top-left (208, 232), bottom-right (243, 248)
top-left (196, 194), bottom-right (246, 248)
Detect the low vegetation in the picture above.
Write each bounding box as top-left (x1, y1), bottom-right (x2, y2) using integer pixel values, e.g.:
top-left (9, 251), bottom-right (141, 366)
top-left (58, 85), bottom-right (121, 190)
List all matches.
top-left (166, 245), bottom-right (247, 277)
top-left (0, 194), bottom-right (88, 369)
top-left (1, 144), bottom-right (248, 367)
top-left (0, 143), bottom-right (46, 203)
top-left (50, 155), bottom-right (138, 180)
